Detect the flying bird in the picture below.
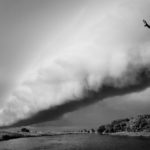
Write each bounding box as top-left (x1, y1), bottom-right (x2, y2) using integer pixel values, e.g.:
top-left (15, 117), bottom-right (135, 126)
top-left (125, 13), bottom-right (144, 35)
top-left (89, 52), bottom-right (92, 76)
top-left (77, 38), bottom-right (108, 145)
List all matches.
top-left (143, 19), bottom-right (150, 29)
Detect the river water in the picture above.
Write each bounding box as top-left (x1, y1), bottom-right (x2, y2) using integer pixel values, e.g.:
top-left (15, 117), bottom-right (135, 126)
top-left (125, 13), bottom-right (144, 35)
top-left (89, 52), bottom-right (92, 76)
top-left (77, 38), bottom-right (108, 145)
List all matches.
top-left (0, 134), bottom-right (150, 150)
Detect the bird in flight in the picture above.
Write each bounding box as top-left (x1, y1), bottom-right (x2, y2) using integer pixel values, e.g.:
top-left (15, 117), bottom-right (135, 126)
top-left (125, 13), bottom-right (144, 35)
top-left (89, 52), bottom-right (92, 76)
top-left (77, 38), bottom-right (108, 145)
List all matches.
top-left (143, 19), bottom-right (150, 29)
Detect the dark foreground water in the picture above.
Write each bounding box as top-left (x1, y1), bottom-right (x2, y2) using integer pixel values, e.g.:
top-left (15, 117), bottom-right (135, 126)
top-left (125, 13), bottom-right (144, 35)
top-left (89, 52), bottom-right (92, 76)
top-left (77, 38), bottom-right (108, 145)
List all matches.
top-left (0, 134), bottom-right (150, 150)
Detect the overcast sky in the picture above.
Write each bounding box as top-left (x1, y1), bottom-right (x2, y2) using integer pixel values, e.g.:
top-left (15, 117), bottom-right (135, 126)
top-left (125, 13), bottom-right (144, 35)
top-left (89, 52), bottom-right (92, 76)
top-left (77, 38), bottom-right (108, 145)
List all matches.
top-left (0, 0), bottom-right (150, 126)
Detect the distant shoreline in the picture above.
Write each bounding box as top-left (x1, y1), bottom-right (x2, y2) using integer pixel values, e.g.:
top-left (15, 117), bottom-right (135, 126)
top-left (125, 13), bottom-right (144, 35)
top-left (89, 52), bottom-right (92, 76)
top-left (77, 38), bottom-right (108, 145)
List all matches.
top-left (1, 130), bottom-right (150, 142)
top-left (0, 130), bottom-right (92, 142)
top-left (1, 114), bottom-right (150, 141)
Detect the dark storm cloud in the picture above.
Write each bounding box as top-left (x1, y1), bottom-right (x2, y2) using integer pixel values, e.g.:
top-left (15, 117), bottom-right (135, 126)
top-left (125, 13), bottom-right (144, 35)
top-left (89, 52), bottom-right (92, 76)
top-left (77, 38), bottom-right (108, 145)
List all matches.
top-left (0, 0), bottom-right (150, 126)
top-left (12, 68), bottom-right (150, 126)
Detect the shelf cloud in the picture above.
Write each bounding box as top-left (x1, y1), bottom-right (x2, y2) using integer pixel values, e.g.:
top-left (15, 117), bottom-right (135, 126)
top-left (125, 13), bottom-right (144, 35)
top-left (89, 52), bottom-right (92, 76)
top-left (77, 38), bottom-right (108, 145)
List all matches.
top-left (0, 0), bottom-right (150, 126)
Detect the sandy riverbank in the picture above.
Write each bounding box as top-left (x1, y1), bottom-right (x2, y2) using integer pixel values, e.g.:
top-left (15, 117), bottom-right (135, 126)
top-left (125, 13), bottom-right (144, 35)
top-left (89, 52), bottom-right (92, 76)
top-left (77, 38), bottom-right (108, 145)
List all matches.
top-left (107, 131), bottom-right (150, 137)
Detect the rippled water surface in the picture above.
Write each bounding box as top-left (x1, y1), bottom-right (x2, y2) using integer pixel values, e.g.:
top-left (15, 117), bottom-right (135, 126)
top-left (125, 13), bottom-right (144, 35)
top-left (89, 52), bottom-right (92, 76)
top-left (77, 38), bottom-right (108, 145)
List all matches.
top-left (0, 134), bottom-right (150, 150)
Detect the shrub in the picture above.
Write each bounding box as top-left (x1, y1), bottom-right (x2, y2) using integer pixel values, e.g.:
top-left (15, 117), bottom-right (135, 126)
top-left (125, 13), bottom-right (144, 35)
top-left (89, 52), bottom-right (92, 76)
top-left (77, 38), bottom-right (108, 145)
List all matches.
top-left (21, 128), bottom-right (30, 132)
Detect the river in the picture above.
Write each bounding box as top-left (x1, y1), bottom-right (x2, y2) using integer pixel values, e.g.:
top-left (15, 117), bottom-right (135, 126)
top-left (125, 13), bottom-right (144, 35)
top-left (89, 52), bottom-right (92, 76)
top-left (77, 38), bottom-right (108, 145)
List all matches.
top-left (0, 133), bottom-right (150, 150)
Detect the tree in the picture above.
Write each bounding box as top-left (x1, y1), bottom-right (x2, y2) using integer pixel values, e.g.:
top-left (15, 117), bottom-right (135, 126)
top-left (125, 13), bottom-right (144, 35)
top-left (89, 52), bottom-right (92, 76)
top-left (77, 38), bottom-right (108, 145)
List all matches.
top-left (21, 127), bottom-right (30, 132)
top-left (143, 19), bottom-right (150, 29)
top-left (97, 125), bottom-right (106, 133)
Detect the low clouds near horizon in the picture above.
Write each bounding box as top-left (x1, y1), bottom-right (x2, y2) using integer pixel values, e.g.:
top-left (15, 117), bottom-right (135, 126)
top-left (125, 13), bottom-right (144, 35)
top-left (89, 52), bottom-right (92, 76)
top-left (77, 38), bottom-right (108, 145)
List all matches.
top-left (0, 0), bottom-right (150, 126)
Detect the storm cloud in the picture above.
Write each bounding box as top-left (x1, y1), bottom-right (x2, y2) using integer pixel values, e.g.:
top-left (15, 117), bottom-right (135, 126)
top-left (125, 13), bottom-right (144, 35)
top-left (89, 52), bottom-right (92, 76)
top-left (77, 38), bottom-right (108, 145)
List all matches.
top-left (0, 0), bottom-right (150, 126)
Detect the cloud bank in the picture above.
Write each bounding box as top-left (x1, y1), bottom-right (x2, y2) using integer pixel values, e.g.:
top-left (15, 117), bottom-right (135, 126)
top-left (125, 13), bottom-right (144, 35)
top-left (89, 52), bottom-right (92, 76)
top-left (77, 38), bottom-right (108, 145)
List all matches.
top-left (0, 0), bottom-right (150, 126)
